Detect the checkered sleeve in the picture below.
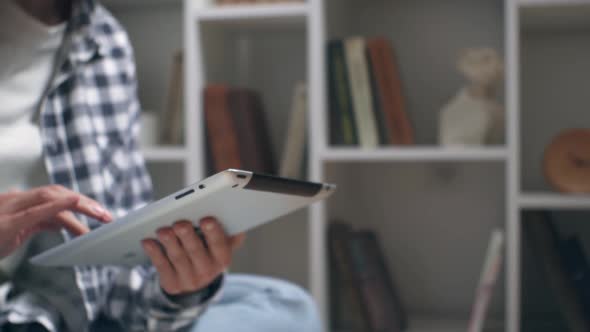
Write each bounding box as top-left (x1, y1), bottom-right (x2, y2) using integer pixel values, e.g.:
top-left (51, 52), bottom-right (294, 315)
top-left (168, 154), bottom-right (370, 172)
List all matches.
top-left (104, 264), bottom-right (224, 331)
top-left (95, 10), bottom-right (223, 330)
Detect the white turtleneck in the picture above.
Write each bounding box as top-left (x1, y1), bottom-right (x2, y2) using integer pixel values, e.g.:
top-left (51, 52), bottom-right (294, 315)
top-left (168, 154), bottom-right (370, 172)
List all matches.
top-left (0, 0), bottom-right (66, 274)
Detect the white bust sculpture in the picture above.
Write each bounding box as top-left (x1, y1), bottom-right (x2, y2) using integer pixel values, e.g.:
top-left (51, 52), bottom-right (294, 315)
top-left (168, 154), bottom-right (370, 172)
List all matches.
top-left (439, 48), bottom-right (505, 146)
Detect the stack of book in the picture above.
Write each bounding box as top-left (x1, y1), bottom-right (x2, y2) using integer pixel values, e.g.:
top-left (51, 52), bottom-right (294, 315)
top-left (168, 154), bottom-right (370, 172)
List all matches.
top-left (328, 222), bottom-right (407, 332)
top-left (204, 83), bottom-right (308, 178)
top-left (204, 85), bottom-right (276, 175)
top-left (327, 37), bottom-right (415, 148)
top-left (329, 222), bottom-right (505, 332)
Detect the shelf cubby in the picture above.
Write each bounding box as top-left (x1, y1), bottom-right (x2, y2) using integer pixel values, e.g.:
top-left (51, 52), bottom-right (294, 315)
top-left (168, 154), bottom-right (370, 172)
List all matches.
top-left (325, 161), bottom-right (506, 330)
top-left (519, 2), bottom-right (590, 192)
top-left (324, 0), bottom-right (506, 146)
top-left (198, 23), bottom-right (307, 169)
top-left (194, 9), bottom-right (310, 286)
top-left (520, 209), bottom-right (590, 332)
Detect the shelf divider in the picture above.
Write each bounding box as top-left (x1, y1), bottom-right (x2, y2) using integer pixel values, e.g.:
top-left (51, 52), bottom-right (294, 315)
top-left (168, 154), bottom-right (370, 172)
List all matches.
top-left (142, 146), bottom-right (188, 162)
top-left (194, 2), bottom-right (309, 24)
top-left (519, 192), bottom-right (590, 209)
top-left (321, 147), bottom-right (508, 162)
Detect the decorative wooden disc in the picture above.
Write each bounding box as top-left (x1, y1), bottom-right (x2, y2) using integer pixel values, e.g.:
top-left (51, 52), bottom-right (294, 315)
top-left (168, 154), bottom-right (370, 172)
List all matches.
top-left (544, 128), bottom-right (590, 193)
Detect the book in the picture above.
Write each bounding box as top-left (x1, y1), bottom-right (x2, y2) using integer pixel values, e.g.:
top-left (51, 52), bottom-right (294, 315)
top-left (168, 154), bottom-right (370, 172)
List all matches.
top-left (249, 91), bottom-right (276, 174)
top-left (327, 40), bottom-right (358, 146)
top-left (228, 89), bottom-right (268, 174)
top-left (524, 211), bottom-right (590, 332)
top-left (344, 37), bottom-right (379, 148)
top-left (348, 230), bottom-right (406, 332)
top-left (559, 236), bottom-right (590, 320)
top-left (161, 50), bottom-right (184, 145)
top-left (467, 229), bottom-right (504, 332)
top-left (279, 82), bottom-right (307, 179)
top-left (328, 222), bottom-right (369, 331)
top-left (204, 84), bottom-right (242, 172)
top-left (367, 38), bottom-right (414, 145)
top-left (206, 86), bottom-right (275, 175)
top-left (367, 46), bottom-right (392, 146)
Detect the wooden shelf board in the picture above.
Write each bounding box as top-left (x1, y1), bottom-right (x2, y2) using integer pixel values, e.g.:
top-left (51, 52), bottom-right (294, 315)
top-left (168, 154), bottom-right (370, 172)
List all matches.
top-left (194, 3), bottom-right (308, 25)
top-left (519, 192), bottom-right (590, 209)
top-left (142, 146), bottom-right (188, 162)
top-left (321, 147), bottom-right (508, 162)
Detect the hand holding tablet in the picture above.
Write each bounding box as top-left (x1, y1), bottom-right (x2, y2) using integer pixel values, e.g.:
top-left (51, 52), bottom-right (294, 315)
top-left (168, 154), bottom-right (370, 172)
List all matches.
top-left (31, 169), bottom-right (336, 267)
top-left (142, 217), bottom-right (245, 295)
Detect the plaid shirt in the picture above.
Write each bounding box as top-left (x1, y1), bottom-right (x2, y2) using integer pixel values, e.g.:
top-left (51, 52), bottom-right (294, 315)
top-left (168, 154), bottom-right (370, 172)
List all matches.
top-left (0, 0), bottom-right (219, 331)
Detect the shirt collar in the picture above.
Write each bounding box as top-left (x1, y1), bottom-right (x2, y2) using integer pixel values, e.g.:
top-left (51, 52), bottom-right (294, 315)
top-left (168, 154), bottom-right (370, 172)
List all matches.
top-left (67, 0), bottom-right (103, 65)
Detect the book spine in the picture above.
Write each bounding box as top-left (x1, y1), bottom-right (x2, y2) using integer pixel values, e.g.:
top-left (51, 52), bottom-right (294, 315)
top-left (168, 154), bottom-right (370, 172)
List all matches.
top-left (228, 89), bottom-right (259, 172)
top-left (524, 212), bottom-right (590, 332)
top-left (559, 236), bottom-right (590, 319)
top-left (204, 85), bottom-right (243, 172)
top-left (329, 40), bottom-right (358, 146)
top-left (162, 51), bottom-right (184, 145)
top-left (366, 45), bottom-right (392, 145)
top-left (348, 231), bottom-right (404, 332)
top-left (328, 223), bottom-right (369, 331)
top-left (344, 37), bottom-right (379, 148)
top-left (467, 229), bottom-right (504, 332)
top-left (327, 41), bottom-right (345, 145)
top-left (279, 82), bottom-right (308, 179)
top-left (251, 92), bottom-right (276, 174)
top-left (379, 39), bottom-right (415, 145)
top-left (367, 39), bottom-right (397, 145)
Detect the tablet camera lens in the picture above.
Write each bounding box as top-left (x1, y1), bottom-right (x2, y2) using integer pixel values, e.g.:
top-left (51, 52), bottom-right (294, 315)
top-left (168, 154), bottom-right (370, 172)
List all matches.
top-left (199, 184), bottom-right (206, 189)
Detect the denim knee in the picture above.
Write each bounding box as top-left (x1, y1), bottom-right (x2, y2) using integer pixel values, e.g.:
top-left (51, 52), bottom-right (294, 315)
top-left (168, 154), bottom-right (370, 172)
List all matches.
top-left (187, 275), bottom-right (323, 332)
top-left (248, 277), bottom-right (321, 330)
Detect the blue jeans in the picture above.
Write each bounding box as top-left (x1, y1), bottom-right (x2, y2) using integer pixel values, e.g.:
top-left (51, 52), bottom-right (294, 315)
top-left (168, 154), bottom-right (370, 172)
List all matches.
top-left (188, 274), bottom-right (322, 332)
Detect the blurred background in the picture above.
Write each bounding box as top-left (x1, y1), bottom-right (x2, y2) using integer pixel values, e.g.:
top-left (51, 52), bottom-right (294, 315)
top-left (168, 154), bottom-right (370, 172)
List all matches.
top-left (102, 0), bottom-right (590, 331)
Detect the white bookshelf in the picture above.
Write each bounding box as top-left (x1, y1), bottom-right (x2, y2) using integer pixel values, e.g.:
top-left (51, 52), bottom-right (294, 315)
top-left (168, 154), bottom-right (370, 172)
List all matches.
top-left (322, 147), bottom-right (508, 163)
top-left (141, 147), bottom-right (188, 162)
top-left (519, 0), bottom-right (590, 6)
top-left (519, 193), bottom-right (590, 209)
top-left (104, 0), bottom-right (590, 331)
top-left (513, 0), bottom-right (590, 331)
top-left (194, 3), bottom-right (308, 24)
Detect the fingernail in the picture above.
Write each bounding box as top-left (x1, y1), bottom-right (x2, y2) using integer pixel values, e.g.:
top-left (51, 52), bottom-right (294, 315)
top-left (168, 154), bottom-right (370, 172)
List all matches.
top-left (93, 205), bottom-right (106, 215)
top-left (142, 241), bottom-right (153, 252)
top-left (204, 222), bottom-right (214, 231)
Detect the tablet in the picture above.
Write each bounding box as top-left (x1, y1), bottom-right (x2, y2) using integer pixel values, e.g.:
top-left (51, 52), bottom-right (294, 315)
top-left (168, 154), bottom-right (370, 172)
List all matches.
top-left (30, 169), bottom-right (335, 267)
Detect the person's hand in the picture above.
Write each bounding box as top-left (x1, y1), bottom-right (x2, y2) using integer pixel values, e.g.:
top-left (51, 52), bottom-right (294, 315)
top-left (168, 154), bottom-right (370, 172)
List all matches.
top-left (141, 218), bottom-right (245, 296)
top-left (0, 185), bottom-right (113, 258)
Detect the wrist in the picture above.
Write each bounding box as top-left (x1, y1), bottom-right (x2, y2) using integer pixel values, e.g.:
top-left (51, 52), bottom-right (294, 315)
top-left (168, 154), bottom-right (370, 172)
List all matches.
top-left (162, 273), bottom-right (224, 306)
